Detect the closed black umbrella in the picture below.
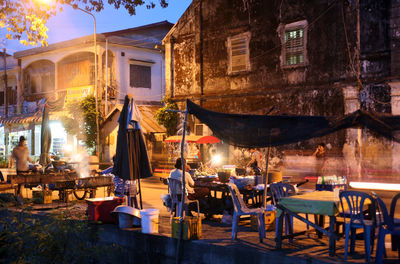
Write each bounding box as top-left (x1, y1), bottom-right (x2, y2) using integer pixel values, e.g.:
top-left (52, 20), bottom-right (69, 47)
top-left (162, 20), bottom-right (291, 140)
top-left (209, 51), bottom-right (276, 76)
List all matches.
top-left (113, 95), bottom-right (152, 208)
top-left (39, 105), bottom-right (51, 167)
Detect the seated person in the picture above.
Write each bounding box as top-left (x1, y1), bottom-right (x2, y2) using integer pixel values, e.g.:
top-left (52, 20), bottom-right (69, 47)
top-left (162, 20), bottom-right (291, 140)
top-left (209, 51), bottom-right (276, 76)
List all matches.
top-left (169, 158), bottom-right (208, 201)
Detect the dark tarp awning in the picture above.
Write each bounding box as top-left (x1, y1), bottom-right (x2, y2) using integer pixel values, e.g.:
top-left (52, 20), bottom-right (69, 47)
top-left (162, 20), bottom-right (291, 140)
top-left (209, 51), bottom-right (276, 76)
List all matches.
top-left (186, 99), bottom-right (400, 148)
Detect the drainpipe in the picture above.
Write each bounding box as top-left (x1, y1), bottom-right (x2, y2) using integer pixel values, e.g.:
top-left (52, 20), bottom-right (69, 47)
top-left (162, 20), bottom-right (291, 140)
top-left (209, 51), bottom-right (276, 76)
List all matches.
top-left (17, 59), bottom-right (21, 114)
top-left (105, 39), bottom-right (108, 115)
top-left (170, 37), bottom-right (175, 98)
top-left (199, 0), bottom-right (204, 106)
top-left (3, 49), bottom-right (8, 118)
top-left (161, 50), bottom-right (164, 100)
top-left (356, 0), bottom-right (362, 180)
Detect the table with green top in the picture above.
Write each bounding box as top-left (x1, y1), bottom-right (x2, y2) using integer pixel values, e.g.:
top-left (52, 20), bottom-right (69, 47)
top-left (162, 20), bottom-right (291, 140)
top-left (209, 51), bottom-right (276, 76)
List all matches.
top-left (275, 191), bottom-right (341, 256)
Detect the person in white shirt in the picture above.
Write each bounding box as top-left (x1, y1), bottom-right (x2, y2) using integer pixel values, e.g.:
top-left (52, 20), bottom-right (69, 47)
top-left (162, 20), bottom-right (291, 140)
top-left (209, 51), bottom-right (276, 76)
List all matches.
top-left (169, 158), bottom-right (208, 200)
top-left (12, 136), bottom-right (32, 174)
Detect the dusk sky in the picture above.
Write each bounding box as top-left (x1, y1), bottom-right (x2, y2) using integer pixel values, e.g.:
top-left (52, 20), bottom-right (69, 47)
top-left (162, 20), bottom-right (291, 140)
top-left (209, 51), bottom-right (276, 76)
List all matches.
top-left (1, 1), bottom-right (191, 53)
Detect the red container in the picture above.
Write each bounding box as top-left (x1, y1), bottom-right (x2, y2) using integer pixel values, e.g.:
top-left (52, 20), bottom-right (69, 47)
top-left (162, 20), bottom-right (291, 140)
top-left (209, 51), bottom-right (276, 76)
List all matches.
top-left (86, 197), bottom-right (124, 223)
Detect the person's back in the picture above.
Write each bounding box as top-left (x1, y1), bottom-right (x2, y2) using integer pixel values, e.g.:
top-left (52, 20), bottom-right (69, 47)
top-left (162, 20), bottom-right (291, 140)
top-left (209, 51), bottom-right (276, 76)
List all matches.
top-left (12, 144), bottom-right (29, 172)
top-left (169, 168), bottom-right (194, 194)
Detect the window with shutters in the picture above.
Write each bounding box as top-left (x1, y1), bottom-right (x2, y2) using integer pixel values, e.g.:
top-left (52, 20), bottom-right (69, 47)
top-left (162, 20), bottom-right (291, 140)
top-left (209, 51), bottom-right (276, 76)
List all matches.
top-left (280, 20), bottom-right (308, 68)
top-left (130, 64), bottom-right (151, 88)
top-left (228, 32), bottom-right (251, 74)
top-left (0, 87), bottom-right (17, 106)
top-left (8, 87), bottom-right (17, 105)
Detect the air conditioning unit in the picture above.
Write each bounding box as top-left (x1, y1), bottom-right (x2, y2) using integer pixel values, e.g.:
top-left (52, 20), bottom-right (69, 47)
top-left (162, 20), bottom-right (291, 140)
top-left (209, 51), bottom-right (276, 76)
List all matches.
top-left (195, 124), bottom-right (211, 136)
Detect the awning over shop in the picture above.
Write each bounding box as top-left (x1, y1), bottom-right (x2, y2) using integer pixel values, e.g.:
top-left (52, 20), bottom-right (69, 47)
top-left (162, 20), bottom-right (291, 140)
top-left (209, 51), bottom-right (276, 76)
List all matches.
top-left (0, 113), bottom-right (42, 124)
top-left (102, 104), bottom-right (166, 134)
top-left (138, 105), bottom-right (166, 134)
top-left (186, 99), bottom-right (400, 148)
top-left (0, 111), bottom-right (70, 125)
top-left (164, 135), bottom-right (201, 143)
top-left (164, 135), bottom-right (220, 144)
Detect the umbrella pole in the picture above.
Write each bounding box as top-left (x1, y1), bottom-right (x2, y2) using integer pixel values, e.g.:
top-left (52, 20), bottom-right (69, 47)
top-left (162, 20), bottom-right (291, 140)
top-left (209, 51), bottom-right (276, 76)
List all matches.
top-left (176, 105), bottom-right (188, 264)
top-left (263, 145), bottom-right (271, 208)
top-left (138, 174), bottom-right (143, 209)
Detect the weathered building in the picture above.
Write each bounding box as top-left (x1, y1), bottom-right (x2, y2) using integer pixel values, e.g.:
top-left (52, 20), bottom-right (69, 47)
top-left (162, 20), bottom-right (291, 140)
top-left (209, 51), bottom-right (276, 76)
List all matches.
top-left (2, 21), bottom-right (171, 162)
top-left (163, 0), bottom-right (399, 180)
top-left (0, 51), bottom-right (19, 159)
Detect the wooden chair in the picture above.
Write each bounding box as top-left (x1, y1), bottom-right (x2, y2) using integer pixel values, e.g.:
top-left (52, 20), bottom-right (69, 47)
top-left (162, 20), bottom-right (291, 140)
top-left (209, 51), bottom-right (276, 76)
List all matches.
top-left (227, 183), bottom-right (265, 242)
top-left (339, 191), bottom-right (376, 263)
top-left (167, 178), bottom-right (200, 218)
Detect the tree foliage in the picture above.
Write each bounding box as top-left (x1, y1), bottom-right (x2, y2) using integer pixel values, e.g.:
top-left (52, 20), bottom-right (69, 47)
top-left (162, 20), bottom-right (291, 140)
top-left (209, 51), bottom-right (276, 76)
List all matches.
top-left (60, 95), bottom-right (98, 152)
top-left (0, 0), bottom-right (169, 47)
top-left (154, 97), bottom-right (178, 136)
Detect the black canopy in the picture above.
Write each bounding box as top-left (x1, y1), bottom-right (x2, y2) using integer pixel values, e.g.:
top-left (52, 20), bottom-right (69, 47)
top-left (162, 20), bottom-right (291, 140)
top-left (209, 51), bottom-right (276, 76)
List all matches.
top-left (187, 99), bottom-right (400, 148)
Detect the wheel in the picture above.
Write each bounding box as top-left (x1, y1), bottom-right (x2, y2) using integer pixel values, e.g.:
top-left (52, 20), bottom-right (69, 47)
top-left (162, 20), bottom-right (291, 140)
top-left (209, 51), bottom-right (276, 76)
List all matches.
top-left (73, 189), bottom-right (88, 200)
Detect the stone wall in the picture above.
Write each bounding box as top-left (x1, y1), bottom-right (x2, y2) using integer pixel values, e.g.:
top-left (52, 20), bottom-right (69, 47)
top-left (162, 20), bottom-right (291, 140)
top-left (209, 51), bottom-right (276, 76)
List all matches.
top-left (164, 0), bottom-right (399, 179)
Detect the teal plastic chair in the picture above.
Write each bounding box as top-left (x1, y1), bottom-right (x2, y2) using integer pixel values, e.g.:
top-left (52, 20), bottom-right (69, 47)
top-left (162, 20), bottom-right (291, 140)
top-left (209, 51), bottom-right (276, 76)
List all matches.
top-left (339, 191), bottom-right (376, 262)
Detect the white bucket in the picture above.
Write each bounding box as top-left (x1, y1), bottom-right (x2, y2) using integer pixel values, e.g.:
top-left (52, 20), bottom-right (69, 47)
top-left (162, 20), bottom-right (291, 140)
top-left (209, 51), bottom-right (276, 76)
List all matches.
top-left (118, 213), bottom-right (133, 228)
top-left (140, 209), bottom-right (159, 234)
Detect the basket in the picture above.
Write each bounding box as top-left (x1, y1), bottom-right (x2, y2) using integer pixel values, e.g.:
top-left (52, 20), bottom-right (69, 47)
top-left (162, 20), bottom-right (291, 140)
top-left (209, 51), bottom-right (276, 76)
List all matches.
top-left (171, 216), bottom-right (202, 240)
top-left (217, 171), bottom-right (231, 183)
top-left (251, 210), bottom-right (276, 231)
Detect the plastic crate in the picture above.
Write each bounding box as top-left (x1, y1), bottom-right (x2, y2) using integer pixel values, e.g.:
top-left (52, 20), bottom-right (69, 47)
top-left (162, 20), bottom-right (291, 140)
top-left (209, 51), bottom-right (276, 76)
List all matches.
top-left (33, 190), bottom-right (53, 204)
top-left (171, 216), bottom-right (202, 240)
top-left (86, 197), bottom-right (124, 223)
top-left (251, 210), bottom-right (276, 231)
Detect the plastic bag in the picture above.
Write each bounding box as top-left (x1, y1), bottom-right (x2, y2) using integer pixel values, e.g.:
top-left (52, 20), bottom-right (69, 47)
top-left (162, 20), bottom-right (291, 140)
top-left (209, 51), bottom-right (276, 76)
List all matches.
top-left (221, 210), bottom-right (232, 225)
top-left (161, 194), bottom-right (172, 211)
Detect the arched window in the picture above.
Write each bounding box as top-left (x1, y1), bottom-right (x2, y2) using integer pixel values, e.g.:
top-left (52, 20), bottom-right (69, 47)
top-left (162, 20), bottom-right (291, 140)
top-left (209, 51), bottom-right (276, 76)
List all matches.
top-left (23, 60), bottom-right (55, 95)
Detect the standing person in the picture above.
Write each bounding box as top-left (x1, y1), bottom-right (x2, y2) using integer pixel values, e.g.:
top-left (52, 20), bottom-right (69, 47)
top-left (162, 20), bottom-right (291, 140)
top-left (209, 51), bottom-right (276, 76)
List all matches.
top-left (103, 155), bottom-right (138, 207)
top-left (313, 143), bottom-right (326, 177)
top-left (247, 148), bottom-right (262, 175)
top-left (12, 136), bottom-right (32, 174)
top-left (194, 145), bottom-right (201, 163)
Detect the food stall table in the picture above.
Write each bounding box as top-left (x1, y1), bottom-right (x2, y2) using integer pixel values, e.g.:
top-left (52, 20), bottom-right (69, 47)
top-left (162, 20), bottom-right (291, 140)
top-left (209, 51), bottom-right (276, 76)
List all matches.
top-left (275, 190), bottom-right (371, 257)
top-left (195, 180), bottom-right (265, 216)
top-left (8, 172), bottom-right (113, 201)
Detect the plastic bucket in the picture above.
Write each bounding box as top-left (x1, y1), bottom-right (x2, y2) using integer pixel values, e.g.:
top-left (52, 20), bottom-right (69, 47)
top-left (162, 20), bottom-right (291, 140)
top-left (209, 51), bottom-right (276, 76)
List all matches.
top-left (140, 209), bottom-right (159, 234)
top-left (118, 213), bottom-right (133, 228)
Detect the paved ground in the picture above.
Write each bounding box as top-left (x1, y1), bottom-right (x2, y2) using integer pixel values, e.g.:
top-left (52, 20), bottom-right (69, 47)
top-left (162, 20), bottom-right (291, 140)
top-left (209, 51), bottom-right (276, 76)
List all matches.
top-left (142, 176), bottom-right (400, 263)
top-left (3, 176), bottom-right (400, 263)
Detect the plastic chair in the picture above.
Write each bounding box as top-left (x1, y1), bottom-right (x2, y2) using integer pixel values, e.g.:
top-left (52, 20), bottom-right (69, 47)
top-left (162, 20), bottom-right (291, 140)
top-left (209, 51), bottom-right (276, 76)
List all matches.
top-left (339, 191), bottom-right (376, 262)
top-left (390, 192), bottom-right (400, 251)
top-left (374, 193), bottom-right (400, 263)
top-left (167, 178), bottom-right (200, 218)
top-left (270, 182), bottom-right (304, 240)
top-left (226, 183), bottom-right (265, 242)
